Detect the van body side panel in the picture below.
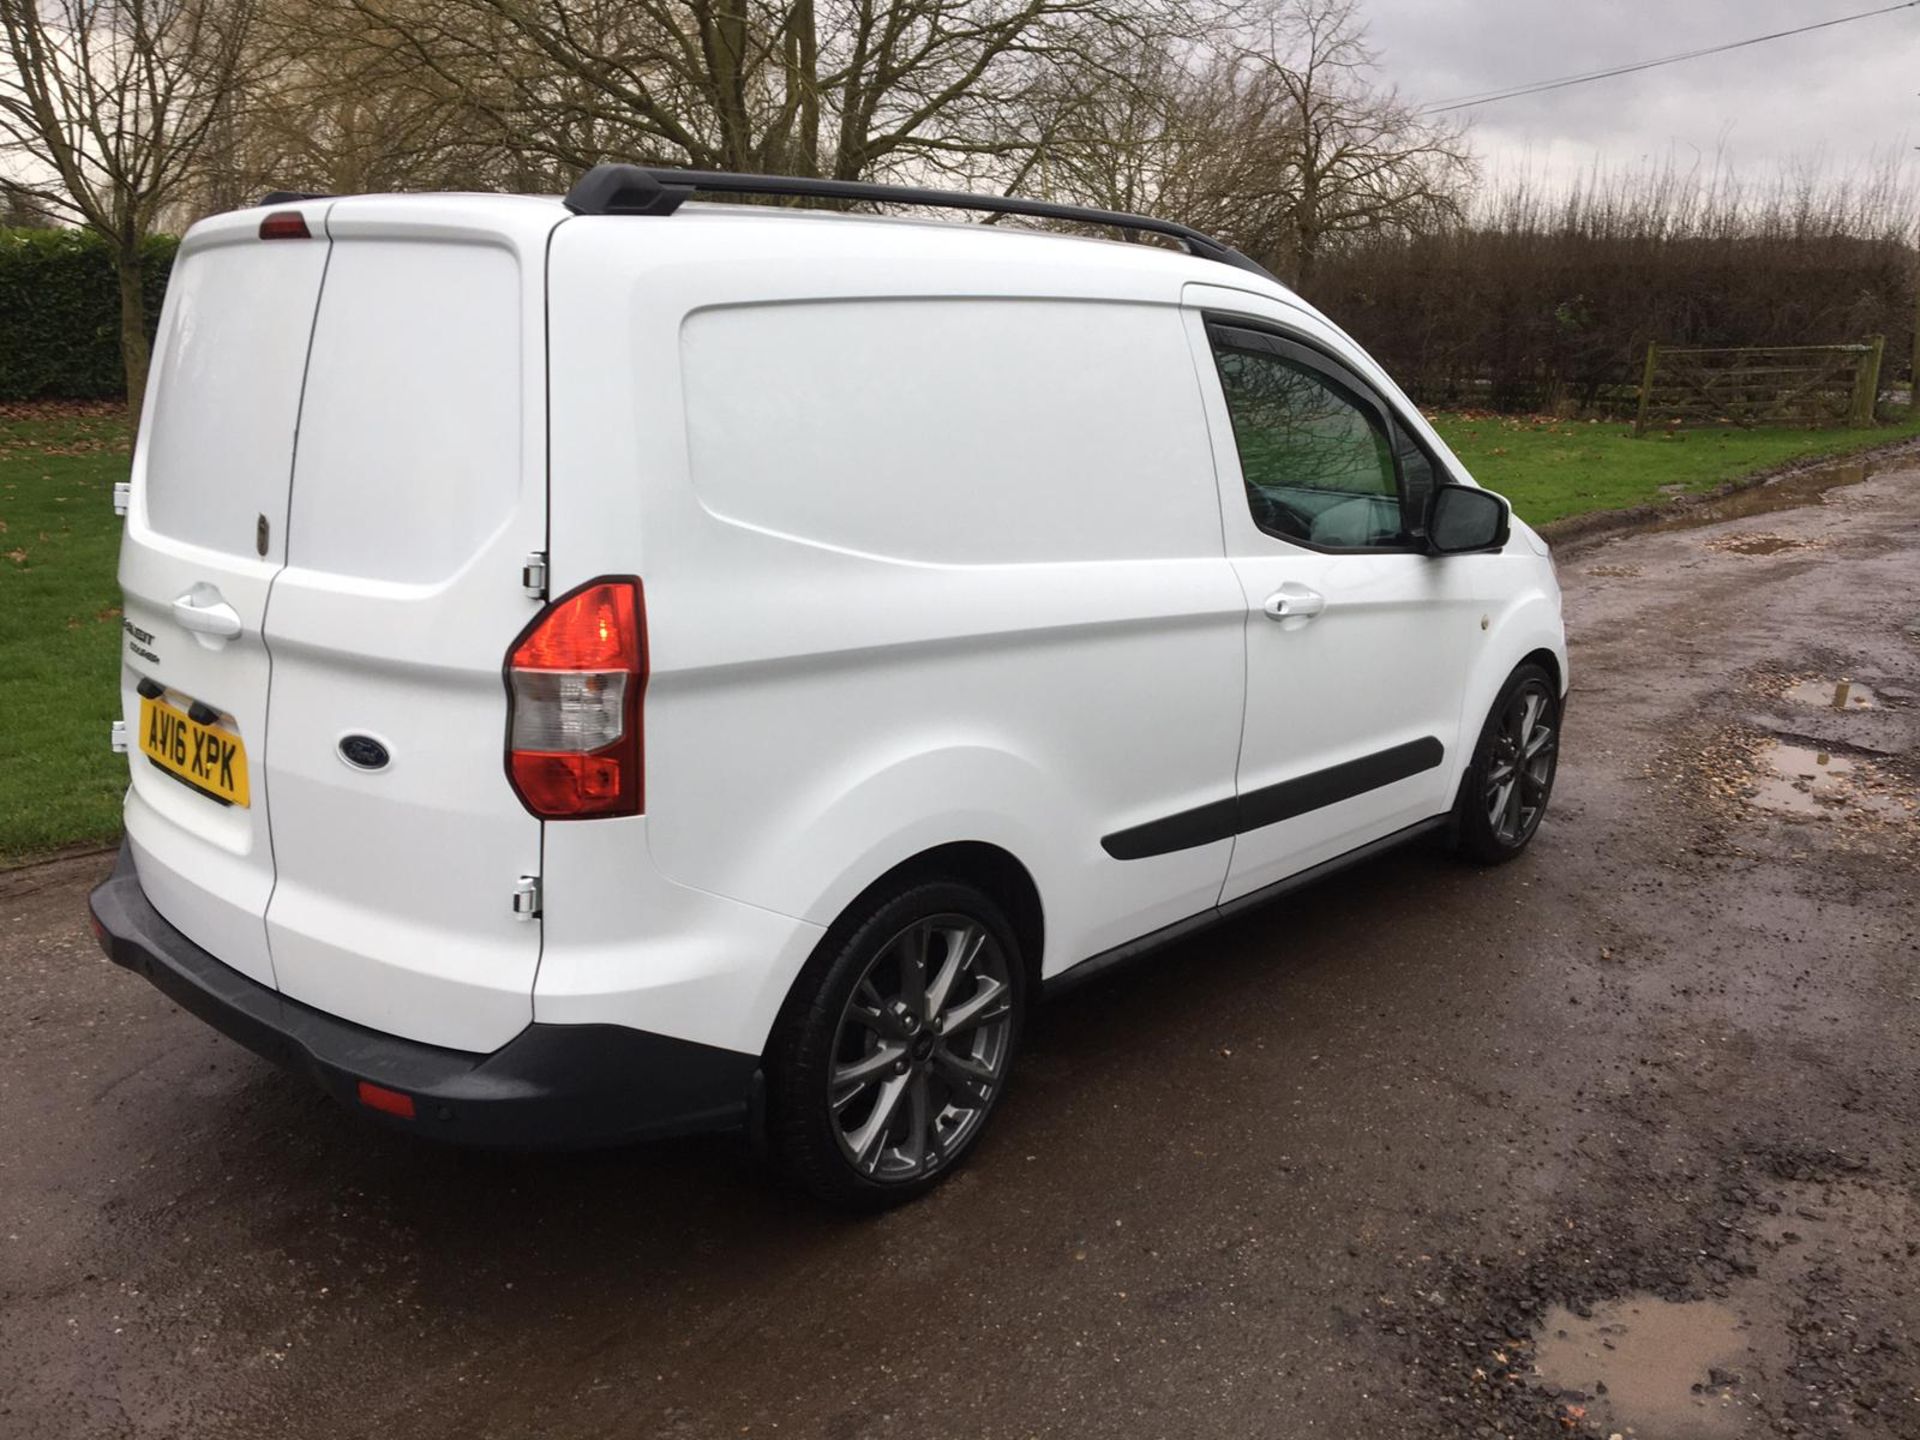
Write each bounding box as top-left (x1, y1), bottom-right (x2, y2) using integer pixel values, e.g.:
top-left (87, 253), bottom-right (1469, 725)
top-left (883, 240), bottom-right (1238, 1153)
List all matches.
top-left (259, 200), bottom-right (558, 1053)
top-left (542, 221), bottom-right (1246, 1051)
top-left (117, 205), bottom-right (333, 988)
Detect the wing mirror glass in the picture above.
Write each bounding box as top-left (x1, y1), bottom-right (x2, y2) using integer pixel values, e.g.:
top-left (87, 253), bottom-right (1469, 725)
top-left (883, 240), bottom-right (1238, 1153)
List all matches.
top-left (1427, 484), bottom-right (1510, 554)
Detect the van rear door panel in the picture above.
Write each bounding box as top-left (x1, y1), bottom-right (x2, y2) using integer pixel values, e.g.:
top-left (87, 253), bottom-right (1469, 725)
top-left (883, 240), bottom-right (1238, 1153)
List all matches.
top-left (259, 202), bottom-right (557, 1053)
top-left (118, 206), bottom-right (332, 988)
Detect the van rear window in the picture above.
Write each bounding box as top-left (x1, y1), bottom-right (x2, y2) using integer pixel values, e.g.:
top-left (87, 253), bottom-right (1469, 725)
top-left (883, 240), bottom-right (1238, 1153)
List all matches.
top-left (142, 235), bottom-right (330, 560)
top-left (287, 240), bottom-right (522, 584)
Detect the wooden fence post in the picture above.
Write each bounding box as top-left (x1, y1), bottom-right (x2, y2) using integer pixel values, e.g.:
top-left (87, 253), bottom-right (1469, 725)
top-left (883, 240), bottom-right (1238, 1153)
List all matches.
top-left (1851, 334), bottom-right (1885, 428)
top-left (1633, 341), bottom-right (1659, 436)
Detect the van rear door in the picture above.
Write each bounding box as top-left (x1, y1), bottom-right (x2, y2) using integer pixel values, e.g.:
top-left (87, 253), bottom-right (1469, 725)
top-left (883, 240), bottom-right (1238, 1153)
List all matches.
top-left (118, 204), bottom-right (331, 989)
top-left (259, 198), bottom-right (558, 1053)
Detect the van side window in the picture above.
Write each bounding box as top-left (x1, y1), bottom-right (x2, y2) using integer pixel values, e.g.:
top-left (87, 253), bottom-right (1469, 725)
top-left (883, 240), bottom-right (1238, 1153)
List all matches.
top-left (1211, 338), bottom-right (1406, 550)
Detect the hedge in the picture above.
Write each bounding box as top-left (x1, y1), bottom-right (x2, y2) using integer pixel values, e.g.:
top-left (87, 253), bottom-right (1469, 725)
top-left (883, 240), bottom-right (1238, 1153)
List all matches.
top-left (0, 228), bottom-right (176, 401)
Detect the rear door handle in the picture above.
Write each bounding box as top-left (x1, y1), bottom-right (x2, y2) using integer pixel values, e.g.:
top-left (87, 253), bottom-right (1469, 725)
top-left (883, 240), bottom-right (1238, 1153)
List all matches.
top-left (1262, 586), bottom-right (1326, 621)
top-left (172, 586), bottom-right (243, 641)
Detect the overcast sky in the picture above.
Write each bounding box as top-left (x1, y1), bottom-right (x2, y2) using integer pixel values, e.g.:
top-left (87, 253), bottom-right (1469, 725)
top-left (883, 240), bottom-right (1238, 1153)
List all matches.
top-left (1359, 0), bottom-right (1919, 185)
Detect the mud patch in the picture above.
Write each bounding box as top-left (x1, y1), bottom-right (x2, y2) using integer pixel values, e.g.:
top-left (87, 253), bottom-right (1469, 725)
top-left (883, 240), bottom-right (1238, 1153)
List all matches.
top-left (1647, 456), bottom-right (1886, 535)
top-left (1533, 1296), bottom-right (1764, 1438)
top-left (1750, 741), bottom-right (1912, 823)
top-left (1785, 678), bottom-right (1878, 711)
top-left (1707, 533), bottom-right (1814, 557)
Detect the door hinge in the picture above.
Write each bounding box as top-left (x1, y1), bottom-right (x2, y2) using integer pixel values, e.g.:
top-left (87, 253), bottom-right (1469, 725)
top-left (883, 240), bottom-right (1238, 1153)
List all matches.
top-left (511, 874), bottom-right (542, 920)
top-left (109, 720), bottom-right (128, 754)
top-left (521, 552), bottom-right (548, 600)
top-left (112, 482), bottom-right (131, 517)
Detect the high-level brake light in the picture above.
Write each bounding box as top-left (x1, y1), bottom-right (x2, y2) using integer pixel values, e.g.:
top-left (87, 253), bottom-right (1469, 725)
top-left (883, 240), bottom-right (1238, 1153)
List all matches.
top-left (258, 210), bottom-right (311, 240)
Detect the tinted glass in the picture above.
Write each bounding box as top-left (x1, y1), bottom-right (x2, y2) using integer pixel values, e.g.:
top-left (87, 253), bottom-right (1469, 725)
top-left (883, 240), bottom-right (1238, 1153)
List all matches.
top-left (1215, 347), bottom-right (1403, 548)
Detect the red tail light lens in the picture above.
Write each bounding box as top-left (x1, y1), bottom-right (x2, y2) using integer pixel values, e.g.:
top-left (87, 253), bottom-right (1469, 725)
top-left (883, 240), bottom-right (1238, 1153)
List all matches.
top-left (258, 210), bottom-right (311, 240)
top-left (505, 578), bottom-right (645, 818)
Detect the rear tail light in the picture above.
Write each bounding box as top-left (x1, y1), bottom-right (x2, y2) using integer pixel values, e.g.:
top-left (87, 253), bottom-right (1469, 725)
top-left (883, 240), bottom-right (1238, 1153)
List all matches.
top-left (504, 578), bottom-right (645, 818)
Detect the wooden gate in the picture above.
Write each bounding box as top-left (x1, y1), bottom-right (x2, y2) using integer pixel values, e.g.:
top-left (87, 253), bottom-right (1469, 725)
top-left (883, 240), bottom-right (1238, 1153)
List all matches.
top-left (1634, 336), bottom-right (1885, 434)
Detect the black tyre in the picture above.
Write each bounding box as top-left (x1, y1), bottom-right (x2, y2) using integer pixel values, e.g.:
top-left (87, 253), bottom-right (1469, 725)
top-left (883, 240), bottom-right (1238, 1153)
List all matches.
top-left (766, 880), bottom-right (1025, 1209)
top-left (1456, 662), bottom-right (1560, 864)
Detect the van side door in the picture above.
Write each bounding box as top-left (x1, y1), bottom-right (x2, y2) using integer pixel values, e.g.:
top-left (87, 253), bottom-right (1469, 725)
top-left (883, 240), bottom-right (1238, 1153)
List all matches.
top-left (1184, 298), bottom-right (1482, 903)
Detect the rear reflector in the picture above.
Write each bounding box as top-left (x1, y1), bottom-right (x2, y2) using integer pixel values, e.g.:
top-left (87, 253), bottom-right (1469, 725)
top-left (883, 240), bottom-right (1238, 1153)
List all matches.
top-left (505, 578), bottom-right (646, 818)
top-left (356, 1080), bottom-right (416, 1118)
top-left (258, 210), bottom-right (311, 240)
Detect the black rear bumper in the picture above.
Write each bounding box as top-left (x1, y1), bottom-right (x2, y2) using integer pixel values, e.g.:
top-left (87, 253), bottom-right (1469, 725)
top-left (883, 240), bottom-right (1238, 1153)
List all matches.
top-left (87, 841), bottom-right (760, 1148)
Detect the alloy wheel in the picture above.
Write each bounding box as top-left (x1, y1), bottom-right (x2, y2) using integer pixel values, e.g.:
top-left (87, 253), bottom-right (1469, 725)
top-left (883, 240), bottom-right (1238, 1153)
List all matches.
top-left (828, 914), bottom-right (1015, 1182)
top-left (1485, 680), bottom-right (1557, 846)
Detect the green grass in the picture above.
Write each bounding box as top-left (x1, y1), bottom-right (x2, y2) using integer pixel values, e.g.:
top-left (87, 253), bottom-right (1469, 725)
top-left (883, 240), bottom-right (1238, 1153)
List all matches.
top-left (1, 403), bottom-right (1916, 864)
top-left (0, 408), bottom-right (131, 863)
top-left (1430, 409), bottom-right (1920, 527)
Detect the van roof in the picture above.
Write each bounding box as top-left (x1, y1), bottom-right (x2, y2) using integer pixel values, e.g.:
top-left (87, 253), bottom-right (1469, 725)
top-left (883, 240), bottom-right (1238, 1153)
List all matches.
top-left (558, 164), bottom-right (1275, 283)
top-left (243, 166), bottom-right (1290, 299)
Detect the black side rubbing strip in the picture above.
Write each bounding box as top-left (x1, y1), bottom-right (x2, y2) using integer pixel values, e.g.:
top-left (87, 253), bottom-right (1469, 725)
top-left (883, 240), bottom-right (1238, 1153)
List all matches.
top-left (1237, 737), bottom-right (1444, 833)
top-left (1101, 737), bottom-right (1446, 860)
top-left (1101, 796), bottom-right (1239, 862)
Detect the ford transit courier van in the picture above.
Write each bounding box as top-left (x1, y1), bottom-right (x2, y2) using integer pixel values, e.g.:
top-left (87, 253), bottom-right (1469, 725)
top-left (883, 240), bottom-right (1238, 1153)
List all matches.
top-left (89, 165), bottom-right (1567, 1207)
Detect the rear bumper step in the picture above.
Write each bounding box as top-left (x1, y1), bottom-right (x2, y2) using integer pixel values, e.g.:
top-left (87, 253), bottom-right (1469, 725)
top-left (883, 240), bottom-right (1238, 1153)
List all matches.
top-left (88, 841), bottom-right (759, 1148)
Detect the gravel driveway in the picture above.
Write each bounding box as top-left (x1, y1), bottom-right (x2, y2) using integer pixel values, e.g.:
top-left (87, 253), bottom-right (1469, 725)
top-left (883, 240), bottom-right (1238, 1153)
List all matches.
top-left (3, 458), bottom-right (1917, 1439)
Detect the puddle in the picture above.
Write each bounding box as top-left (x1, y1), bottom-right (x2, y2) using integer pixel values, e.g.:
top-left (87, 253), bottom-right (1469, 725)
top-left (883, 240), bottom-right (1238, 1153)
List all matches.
top-left (1647, 456), bottom-right (1885, 534)
top-left (1534, 1295), bottom-right (1760, 1439)
top-left (1750, 741), bottom-right (1910, 821)
top-left (1707, 533), bottom-right (1809, 556)
top-left (1785, 678), bottom-right (1877, 711)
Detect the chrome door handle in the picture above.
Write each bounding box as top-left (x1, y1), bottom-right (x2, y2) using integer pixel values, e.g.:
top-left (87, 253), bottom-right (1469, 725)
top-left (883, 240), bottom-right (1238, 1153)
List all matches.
top-left (1262, 587), bottom-right (1326, 621)
top-left (172, 586), bottom-right (243, 640)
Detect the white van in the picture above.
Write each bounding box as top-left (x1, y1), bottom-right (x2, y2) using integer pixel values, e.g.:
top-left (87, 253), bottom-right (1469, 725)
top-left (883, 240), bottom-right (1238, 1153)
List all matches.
top-left (89, 166), bottom-right (1566, 1207)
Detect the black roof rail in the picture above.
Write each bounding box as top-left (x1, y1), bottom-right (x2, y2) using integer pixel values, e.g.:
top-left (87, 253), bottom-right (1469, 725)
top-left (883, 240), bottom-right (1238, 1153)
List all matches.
top-left (562, 164), bottom-right (1277, 283)
top-left (258, 189), bottom-right (329, 206)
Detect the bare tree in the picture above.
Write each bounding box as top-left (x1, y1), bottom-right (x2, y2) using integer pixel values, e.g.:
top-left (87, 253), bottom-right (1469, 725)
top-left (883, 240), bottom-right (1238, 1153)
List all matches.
top-left (1035, 0), bottom-right (1473, 290)
top-left (338, 0), bottom-right (1200, 189)
top-left (178, 0), bottom-right (544, 210)
top-left (0, 181), bottom-right (54, 224)
top-left (1030, 44), bottom-right (1288, 239)
top-left (1239, 0), bottom-right (1473, 288)
top-left (0, 0), bottom-right (257, 423)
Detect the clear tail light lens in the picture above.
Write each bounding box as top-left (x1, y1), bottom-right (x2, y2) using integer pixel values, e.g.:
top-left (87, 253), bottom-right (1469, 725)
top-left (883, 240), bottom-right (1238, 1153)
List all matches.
top-left (505, 578), bottom-right (645, 818)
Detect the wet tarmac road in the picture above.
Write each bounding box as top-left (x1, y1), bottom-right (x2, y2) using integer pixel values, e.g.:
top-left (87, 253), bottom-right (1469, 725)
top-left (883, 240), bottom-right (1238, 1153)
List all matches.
top-left (4, 462), bottom-right (1919, 1439)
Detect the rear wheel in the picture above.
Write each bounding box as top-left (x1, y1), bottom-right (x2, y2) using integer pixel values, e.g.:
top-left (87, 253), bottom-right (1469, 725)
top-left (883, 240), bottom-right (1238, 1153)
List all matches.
top-left (1456, 662), bottom-right (1560, 864)
top-left (766, 881), bottom-right (1025, 1209)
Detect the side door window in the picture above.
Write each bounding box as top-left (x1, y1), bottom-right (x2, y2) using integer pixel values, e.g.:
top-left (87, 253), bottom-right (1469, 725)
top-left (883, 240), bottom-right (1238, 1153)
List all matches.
top-left (1208, 324), bottom-right (1433, 550)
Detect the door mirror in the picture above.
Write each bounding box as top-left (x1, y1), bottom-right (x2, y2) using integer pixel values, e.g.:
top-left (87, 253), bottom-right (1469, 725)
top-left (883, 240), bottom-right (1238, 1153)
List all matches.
top-left (1427, 485), bottom-right (1509, 554)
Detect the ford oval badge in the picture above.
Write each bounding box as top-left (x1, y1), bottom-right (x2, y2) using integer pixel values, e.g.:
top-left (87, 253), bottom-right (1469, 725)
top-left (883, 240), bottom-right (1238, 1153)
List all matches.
top-left (338, 734), bottom-right (390, 771)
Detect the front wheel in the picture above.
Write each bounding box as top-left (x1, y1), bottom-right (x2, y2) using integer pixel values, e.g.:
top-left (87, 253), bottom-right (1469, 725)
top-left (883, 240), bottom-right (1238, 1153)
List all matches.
top-left (1456, 662), bottom-right (1561, 864)
top-left (766, 881), bottom-right (1025, 1209)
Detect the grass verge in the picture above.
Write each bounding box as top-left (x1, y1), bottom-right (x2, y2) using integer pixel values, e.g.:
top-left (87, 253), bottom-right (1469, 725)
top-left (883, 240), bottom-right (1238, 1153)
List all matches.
top-left (0, 406), bottom-right (131, 864)
top-left (1429, 409), bottom-right (1920, 526)
top-left (2, 403), bottom-right (1917, 863)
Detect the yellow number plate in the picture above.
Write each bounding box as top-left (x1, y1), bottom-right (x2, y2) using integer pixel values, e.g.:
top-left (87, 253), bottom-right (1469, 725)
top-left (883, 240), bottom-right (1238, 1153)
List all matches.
top-left (138, 695), bottom-right (250, 807)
